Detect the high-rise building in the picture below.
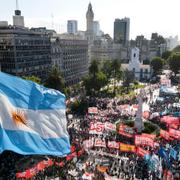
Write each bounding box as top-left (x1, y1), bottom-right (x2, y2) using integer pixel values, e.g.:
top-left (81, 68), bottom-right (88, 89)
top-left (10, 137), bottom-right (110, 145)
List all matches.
top-left (93, 21), bottom-right (100, 36)
top-left (51, 35), bottom-right (88, 86)
top-left (0, 27), bottom-right (51, 80)
top-left (67, 20), bottom-right (78, 34)
top-left (86, 3), bottom-right (94, 41)
top-left (0, 3), bottom-right (52, 80)
top-left (114, 18), bottom-right (130, 45)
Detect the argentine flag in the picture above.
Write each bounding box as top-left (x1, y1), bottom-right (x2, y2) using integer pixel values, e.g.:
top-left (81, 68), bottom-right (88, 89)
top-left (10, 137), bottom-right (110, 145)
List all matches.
top-left (0, 72), bottom-right (70, 156)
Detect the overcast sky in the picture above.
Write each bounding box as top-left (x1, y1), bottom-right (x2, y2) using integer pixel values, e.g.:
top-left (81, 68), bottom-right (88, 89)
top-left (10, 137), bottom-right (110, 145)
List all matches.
top-left (0, 0), bottom-right (179, 39)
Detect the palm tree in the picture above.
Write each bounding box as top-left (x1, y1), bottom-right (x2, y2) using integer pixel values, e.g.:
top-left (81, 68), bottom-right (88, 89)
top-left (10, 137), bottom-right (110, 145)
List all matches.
top-left (45, 66), bottom-right (65, 92)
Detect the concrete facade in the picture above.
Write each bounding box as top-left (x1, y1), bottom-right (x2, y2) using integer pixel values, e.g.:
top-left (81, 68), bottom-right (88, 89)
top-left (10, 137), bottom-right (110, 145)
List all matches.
top-left (0, 26), bottom-right (51, 80)
top-left (51, 35), bottom-right (88, 86)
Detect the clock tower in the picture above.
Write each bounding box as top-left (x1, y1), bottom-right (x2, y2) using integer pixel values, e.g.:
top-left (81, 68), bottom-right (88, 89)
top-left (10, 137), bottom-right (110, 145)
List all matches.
top-left (86, 3), bottom-right (94, 41)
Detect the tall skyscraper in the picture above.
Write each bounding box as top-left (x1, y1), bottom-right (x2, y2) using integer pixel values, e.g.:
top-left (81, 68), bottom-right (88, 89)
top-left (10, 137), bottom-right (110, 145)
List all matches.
top-left (114, 18), bottom-right (130, 45)
top-left (93, 21), bottom-right (100, 36)
top-left (67, 20), bottom-right (78, 34)
top-left (13, 0), bottom-right (24, 27)
top-left (86, 3), bottom-right (94, 41)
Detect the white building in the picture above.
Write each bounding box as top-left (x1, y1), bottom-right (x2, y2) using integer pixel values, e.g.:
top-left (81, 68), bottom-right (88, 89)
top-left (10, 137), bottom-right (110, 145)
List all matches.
top-left (67, 20), bottom-right (78, 34)
top-left (121, 47), bottom-right (151, 81)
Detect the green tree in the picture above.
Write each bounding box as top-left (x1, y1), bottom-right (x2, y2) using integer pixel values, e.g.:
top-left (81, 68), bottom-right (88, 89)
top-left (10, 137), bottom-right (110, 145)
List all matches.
top-left (101, 60), bottom-right (112, 79)
top-left (122, 70), bottom-right (135, 92)
top-left (23, 75), bottom-right (41, 84)
top-left (45, 66), bottom-right (65, 91)
top-left (173, 45), bottom-right (180, 52)
top-left (95, 71), bottom-right (108, 91)
top-left (101, 60), bottom-right (113, 91)
top-left (161, 50), bottom-right (172, 60)
top-left (83, 71), bottom-right (107, 96)
top-left (111, 59), bottom-right (122, 94)
top-left (151, 57), bottom-right (164, 75)
top-left (82, 76), bottom-right (92, 95)
top-left (89, 59), bottom-right (99, 78)
top-left (168, 52), bottom-right (180, 75)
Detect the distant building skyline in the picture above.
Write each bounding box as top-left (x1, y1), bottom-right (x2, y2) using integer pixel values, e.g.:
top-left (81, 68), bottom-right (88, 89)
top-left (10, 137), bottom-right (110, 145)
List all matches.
top-left (114, 18), bottom-right (130, 45)
top-left (93, 21), bottom-right (100, 36)
top-left (0, 0), bottom-right (180, 40)
top-left (67, 20), bottom-right (78, 34)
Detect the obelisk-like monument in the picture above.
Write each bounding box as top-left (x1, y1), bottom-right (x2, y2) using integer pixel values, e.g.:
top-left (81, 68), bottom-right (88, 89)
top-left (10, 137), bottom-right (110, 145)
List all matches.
top-left (134, 89), bottom-right (145, 133)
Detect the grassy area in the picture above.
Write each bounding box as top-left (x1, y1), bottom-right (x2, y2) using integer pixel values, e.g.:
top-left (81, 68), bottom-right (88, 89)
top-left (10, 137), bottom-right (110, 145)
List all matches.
top-left (117, 120), bottom-right (159, 135)
top-left (133, 84), bottom-right (146, 89)
top-left (99, 81), bottom-right (145, 99)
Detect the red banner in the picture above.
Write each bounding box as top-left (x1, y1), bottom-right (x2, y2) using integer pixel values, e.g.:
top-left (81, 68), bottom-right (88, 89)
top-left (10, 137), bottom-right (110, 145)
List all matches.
top-left (37, 161), bottom-right (45, 171)
top-left (169, 128), bottom-right (180, 140)
top-left (94, 138), bottom-right (106, 148)
top-left (25, 167), bottom-right (37, 179)
top-left (161, 116), bottom-right (180, 126)
top-left (107, 141), bottom-right (119, 149)
top-left (136, 147), bottom-right (149, 157)
top-left (105, 122), bottom-right (116, 131)
top-left (169, 123), bottom-right (179, 129)
top-left (16, 172), bottom-right (26, 178)
top-left (119, 124), bottom-right (134, 138)
top-left (141, 133), bottom-right (156, 140)
top-left (16, 148), bottom-right (85, 179)
top-left (160, 129), bottom-right (170, 140)
top-left (89, 122), bottom-right (105, 134)
top-left (135, 135), bottom-right (154, 147)
top-left (119, 143), bottom-right (136, 152)
top-left (88, 107), bottom-right (98, 114)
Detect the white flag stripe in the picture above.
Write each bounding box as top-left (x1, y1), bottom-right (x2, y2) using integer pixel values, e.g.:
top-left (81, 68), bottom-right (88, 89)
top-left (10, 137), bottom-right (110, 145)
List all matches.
top-left (0, 93), bottom-right (68, 139)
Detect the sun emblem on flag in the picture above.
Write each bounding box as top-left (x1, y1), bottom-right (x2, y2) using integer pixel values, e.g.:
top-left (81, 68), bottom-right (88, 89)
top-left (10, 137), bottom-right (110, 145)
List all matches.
top-left (11, 109), bottom-right (27, 126)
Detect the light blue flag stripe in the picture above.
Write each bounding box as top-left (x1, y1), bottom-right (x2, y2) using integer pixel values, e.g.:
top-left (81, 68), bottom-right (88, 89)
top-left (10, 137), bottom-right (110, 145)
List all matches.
top-left (0, 127), bottom-right (70, 156)
top-left (0, 72), bottom-right (65, 110)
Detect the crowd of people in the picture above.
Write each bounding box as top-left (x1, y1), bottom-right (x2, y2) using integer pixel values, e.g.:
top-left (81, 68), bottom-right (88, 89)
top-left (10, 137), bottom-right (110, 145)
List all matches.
top-left (0, 74), bottom-right (180, 180)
